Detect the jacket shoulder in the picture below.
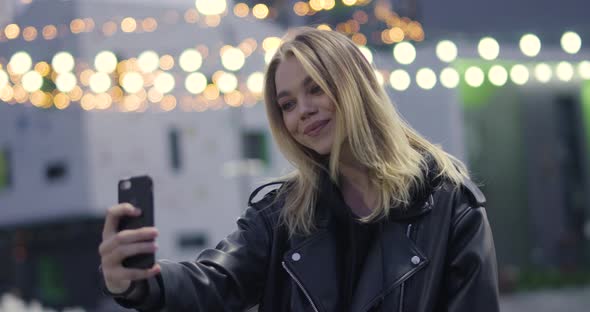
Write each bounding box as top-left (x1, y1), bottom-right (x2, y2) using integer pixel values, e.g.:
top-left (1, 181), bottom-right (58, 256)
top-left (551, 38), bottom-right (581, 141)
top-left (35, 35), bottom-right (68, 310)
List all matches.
top-left (459, 178), bottom-right (486, 207)
top-left (247, 181), bottom-right (287, 213)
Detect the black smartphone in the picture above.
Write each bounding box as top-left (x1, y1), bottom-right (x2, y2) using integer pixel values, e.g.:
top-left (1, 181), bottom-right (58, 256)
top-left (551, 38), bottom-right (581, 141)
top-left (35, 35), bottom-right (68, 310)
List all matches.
top-left (117, 175), bottom-right (155, 269)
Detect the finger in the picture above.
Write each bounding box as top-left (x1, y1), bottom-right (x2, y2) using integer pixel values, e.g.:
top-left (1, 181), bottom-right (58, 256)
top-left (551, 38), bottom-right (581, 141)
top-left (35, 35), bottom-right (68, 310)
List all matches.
top-left (102, 203), bottom-right (141, 239)
top-left (110, 263), bottom-right (162, 282)
top-left (102, 241), bottom-right (158, 266)
top-left (99, 227), bottom-right (158, 257)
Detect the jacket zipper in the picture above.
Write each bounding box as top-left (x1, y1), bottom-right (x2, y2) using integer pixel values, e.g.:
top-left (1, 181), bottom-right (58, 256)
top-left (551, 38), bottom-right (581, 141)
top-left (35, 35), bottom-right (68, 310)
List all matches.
top-left (398, 223), bottom-right (413, 312)
top-left (282, 261), bottom-right (320, 312)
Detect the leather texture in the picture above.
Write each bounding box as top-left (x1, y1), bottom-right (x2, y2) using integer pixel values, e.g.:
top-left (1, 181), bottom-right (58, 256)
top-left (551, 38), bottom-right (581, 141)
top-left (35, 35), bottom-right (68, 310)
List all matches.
top-left (113, 167), bottom-right (500, 312)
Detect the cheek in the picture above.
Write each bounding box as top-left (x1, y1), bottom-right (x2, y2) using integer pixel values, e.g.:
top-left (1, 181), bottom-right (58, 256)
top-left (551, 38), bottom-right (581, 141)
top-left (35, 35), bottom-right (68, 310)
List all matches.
top-left (282, 113), bottom-right (298, 136)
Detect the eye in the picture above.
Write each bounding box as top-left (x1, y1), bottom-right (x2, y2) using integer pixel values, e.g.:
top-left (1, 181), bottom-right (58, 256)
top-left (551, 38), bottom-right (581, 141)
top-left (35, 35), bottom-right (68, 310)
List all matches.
top-left (279, 100), bottom-right (295, 112)
top-left (310, 85), bottom-right (323, 95)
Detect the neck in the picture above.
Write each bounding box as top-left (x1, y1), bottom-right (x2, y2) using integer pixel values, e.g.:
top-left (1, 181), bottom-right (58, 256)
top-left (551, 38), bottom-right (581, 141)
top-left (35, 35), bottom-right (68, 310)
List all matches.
top-left (338, 144), bottom-right (376, 210)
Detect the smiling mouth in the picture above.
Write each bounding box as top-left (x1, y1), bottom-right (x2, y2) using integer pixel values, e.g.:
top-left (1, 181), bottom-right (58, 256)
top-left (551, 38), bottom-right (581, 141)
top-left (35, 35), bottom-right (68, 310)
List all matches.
top-left (305, 120), bottom-right (330, 137)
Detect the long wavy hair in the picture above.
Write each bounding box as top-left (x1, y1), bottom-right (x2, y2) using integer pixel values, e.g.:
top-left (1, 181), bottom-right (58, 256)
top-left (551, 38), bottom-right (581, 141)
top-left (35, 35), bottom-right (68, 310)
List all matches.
top-left (263, 27), bottom-right (469, 237)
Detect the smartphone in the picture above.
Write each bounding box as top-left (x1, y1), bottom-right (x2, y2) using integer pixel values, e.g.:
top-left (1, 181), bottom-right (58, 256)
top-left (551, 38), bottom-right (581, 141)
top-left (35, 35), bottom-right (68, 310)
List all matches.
top-left (117, 175), bottom-right (155, 269)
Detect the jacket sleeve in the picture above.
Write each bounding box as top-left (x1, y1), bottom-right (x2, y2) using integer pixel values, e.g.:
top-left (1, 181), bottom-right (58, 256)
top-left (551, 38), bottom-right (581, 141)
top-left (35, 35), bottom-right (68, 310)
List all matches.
top-left (443, 190), bottom-right (500, 312)
top-left (115, 201), bottom-right (275, 312)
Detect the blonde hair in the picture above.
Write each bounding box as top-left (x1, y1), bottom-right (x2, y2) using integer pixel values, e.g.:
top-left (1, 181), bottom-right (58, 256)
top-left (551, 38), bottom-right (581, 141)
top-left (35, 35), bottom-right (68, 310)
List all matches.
top-left (264, 27), bottom-right (468, 237)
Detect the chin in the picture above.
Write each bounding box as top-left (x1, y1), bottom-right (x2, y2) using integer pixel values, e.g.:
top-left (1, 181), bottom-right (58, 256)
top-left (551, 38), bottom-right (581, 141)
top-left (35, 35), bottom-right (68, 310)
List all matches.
top-left (310, 144), bottom-right (332, 155)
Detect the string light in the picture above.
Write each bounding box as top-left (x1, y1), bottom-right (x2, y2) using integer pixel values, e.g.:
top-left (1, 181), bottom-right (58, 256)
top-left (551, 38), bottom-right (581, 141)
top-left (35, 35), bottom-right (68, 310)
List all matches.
top-left (393, 42), bottom-right (416, 65)
top-left (55, 72), bottom-right (77, 92)
top-left (416, 68), bottom-right (436, 90)
top-left (389, 69), bottom-right (411, 91)
top-left (465, 66), bottom-right (485, 87)
top-left (185, 72), bottom-right (207, 94)
top-left (436, 40), bottom-right (457, 63)
top-left (439, 67), bottom-right (460, 88)
top-left (520, 34), bottom-right (541, 57)
top-left (510, 64), bottom-right (529, 85)
top-left (9, 52), bottom-right (33, 75)
top-left (534, 63), bottom-right (552, 83)
top-left (556, 61), bottom-right (574, 82)
top-left (488, 65), bottom-right (508, 87)
top-left (195, 0), bottom-right (227, 16)
top-left (179, 49), bottom-right (203, 72)
top-left (154, 72), bottom-right (175, 94)
top-left (579, 61), bottom-right (590, 80)
top-left (561, 31), bottom-right (582, 54)
top-left (89, 72), bottom-right (112, 93)
top-left (246, 72), bottom-right (264, 94)
top-left (52, 52), bottom-right (75, 74)
top-left (22, 71), bottom-right (43, 92)
top-left (478, 37), bottom-right (500, 61)
top-left (357, 46), bottom-right (373, 64)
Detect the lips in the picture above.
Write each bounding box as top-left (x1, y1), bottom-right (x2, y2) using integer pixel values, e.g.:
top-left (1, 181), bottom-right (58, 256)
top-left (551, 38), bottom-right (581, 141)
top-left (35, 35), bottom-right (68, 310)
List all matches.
top-left (303, 119), bottom-right (330, 136)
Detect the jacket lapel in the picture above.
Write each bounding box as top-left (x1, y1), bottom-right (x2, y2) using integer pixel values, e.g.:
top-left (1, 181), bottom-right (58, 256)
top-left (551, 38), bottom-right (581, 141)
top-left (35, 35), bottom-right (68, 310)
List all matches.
top-left (283, 228), bottom-right (341, 312)
top-left (282, 169), bottom-right (433, 312)
top-left (350, 221), bottom-right (429, 312)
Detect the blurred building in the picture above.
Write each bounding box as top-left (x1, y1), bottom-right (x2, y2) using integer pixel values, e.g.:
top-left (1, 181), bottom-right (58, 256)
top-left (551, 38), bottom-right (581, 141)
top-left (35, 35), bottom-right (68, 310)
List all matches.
top-left (0, 0), bottom-right (589, 310)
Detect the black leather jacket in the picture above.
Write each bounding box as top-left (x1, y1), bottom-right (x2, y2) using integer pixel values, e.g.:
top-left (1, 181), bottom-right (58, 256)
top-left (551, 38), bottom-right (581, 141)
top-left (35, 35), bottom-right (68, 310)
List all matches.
top-left (113, 171), bottom-right (499, 312)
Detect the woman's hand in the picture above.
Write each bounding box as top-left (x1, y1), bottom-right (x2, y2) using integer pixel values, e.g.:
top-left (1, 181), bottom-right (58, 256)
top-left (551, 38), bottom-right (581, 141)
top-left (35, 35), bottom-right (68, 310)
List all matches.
top-left (99, 203), bottom-right (161, 294)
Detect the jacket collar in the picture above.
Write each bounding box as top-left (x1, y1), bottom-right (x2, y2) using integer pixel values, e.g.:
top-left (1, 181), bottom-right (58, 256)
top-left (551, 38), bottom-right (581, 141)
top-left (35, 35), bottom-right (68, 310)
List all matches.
top-left (312, 157), bottom-right (440, 228)
top-left (283, 160), bottom-right (437, 312)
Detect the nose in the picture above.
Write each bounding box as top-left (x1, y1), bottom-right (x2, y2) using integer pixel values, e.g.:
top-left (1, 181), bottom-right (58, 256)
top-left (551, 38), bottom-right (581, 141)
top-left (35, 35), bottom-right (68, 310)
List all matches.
top-left (298, 98), bottom-right (318, 120)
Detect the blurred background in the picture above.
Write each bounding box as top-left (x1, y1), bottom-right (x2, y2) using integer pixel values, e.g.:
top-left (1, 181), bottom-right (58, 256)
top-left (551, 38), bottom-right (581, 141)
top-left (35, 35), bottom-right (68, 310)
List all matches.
top-left (0, 0), bottom-right (589, 311)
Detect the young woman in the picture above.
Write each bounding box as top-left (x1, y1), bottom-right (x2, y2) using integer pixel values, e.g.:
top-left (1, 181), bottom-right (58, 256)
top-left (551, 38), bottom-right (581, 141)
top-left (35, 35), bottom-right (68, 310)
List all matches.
top-left (99, 27), bottom-right (499, 312)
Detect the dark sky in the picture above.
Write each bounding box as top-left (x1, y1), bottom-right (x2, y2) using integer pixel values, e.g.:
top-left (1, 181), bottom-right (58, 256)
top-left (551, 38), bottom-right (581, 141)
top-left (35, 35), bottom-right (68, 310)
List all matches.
top-left (418, 0), bottom-right (590, 41)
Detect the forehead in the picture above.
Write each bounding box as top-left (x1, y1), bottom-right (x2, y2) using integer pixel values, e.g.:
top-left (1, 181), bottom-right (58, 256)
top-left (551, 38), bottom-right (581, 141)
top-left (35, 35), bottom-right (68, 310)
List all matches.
top-left (275, 56), bottom-right (308, 92)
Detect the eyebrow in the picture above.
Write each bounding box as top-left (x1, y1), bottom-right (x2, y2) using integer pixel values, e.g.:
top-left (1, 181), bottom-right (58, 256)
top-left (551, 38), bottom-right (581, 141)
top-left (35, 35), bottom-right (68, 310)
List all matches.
top-left (276, 76), bottom-right (314, 101)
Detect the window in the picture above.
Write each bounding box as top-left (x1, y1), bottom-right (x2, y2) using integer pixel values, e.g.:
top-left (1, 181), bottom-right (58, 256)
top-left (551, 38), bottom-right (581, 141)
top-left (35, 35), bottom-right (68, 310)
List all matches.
top-left (242, 130), bottom-right (269, 167)
top-left (0, 147), bottom-right (11, 191)
top-left (168, 127), bottom-right (182, 172)
top-left (45, 161), bottom-right (67, 182)
top-left (177, 232), bottom-right (208, 249)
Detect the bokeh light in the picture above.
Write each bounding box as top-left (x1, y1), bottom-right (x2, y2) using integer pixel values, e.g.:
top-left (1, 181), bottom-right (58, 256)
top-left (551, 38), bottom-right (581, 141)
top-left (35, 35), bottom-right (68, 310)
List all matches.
top-left (252, 4), bottom-right (269, 19)
top-left (154, 72), bottom-right (175, 94)
top-left (216, 72), bottom-right (238, 93)
top-left (561, 31), bottom-right (582, 54)
top-left (185, 72), bottom-right (208, 94)
top-left (465, 66), bottom-right (485, 87)
top-left (520, 34), bottom-right (541, 57)
top-left (121, 72), bottom-right (144, 93)
top-left (416, 68), bottom-right (437, 90)
top-left (0, 70), bottom-right (9, 89)
top-left (22, 71), bottom-right (43, 92)
top-left (488, 65), bottom-right (508, 87)
top-left (556, 61), bottom-right (574, 82)
top-left (9, 52), bottom-right (33, 75)
top-left (89, 72), bottom-right (112, 93)
top-left (439, 67), bottom-right (460, 88)
top-left (478, 37), bottom-right (500, 60)
top-left (95, 51), bottom-right (118, 73)
top-left (534, 63), bottom-right (552, 83)
top-left (195, 0), bottom-right (226, 15)
top-left (436, 40), bottom-right (458, 63)
top-left (247, 72), bottom-right (264, 94)
top-left (357, 46), bottom-right (373, 64)
top-left (393, 42), bottom-right (416, 65)
top-left (52, 52), bottom-right (75, 74)
top-left (138, 51), bottom-right (160, 73)
top-left (221, 47), bottom-right (246, 71)
top-left (578, 61), bottom-right (590, 80)
top-left (510, 64), bottom-right (529, 85)
top-left (389, 69), bottom-right (411, 91)
top-left (179, 49), bottom-right (202, 72)
top-left (55, 72), bottom-right (77, 92)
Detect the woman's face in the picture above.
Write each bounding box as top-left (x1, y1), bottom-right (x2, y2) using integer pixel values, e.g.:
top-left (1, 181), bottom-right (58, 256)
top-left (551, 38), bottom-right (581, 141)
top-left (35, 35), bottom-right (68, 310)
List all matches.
top-left (274, 56), bottom-right (336, 155)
